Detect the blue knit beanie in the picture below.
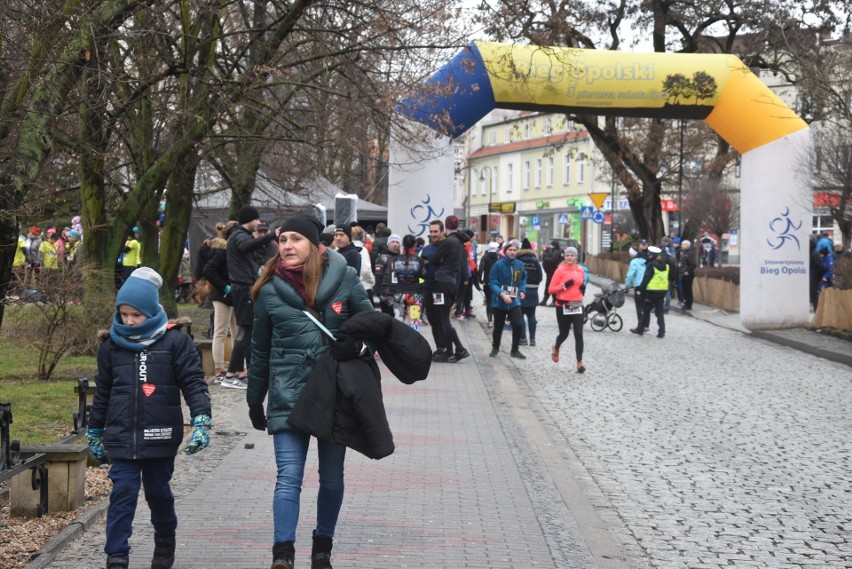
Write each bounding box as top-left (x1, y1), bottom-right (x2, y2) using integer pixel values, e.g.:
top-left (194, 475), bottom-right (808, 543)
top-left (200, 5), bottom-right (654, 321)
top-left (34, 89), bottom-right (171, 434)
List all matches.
top-left (115, 267), bottom-right (163, 318)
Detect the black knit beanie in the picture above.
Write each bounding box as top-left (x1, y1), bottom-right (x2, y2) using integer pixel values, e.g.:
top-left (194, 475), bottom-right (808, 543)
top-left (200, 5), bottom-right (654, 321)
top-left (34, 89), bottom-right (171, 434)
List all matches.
top-left (280, 214), bottom-right (324, 246)
top-left (236, 205), bottom-right (260, 225)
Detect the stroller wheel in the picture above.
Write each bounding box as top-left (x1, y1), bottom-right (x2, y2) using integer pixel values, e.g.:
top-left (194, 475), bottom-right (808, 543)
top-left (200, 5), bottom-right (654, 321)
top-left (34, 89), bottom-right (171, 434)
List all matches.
top-left (608, 313), bottom-right (624, 332)
top-left (590, 312), bottom-right (608, 331)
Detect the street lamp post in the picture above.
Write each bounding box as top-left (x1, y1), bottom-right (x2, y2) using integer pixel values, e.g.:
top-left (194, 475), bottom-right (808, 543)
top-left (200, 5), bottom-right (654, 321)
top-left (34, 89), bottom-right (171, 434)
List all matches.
top-left (678, 118), bottom-right (685, 236)
top-left (480, 169), bottom-right (488, 240)
top-left (610, 167), bottom-right (616, 252)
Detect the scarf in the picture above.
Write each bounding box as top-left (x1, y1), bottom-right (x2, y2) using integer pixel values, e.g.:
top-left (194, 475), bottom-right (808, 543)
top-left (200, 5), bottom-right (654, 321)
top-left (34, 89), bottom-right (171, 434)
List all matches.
top-left (274, 244), bottom-right (327, 304)
top-left (110, 306), bottom-right (169, 351)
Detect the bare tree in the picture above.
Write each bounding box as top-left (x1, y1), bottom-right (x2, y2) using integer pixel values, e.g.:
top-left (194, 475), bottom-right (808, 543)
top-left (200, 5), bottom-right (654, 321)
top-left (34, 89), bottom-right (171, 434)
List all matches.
top-left (473, 0), bottom-right (845, 244)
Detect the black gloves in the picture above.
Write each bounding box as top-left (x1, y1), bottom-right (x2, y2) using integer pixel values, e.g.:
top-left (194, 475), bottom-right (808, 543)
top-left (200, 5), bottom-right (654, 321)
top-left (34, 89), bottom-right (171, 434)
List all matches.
top-left (562, 278), bottom-right (574, 289)
top-left (331, 332), bottom-right (363, 361)
top-left (248, 404), bottom-right (267, 431)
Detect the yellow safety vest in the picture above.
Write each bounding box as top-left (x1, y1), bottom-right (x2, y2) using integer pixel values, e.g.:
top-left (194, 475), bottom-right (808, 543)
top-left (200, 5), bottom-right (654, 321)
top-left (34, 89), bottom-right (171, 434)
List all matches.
top-left (647, 265), bottom-right (669, 291)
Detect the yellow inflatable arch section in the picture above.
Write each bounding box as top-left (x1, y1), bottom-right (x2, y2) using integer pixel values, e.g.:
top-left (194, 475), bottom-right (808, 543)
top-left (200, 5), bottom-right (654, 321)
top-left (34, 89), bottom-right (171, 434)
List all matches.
top-left (397, 41), bottom-right (812, 330)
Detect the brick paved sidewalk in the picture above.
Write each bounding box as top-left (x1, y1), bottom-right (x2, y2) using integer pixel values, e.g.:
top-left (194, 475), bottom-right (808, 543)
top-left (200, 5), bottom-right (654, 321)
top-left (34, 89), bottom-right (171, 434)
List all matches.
top-left (38, 323), bottom-right (587, 569)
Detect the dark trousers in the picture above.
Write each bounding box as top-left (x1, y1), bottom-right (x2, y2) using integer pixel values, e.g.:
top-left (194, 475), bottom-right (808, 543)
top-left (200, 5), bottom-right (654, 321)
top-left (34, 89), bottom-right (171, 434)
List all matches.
top-left (483, 287), bottom-right (494, 323)
top-left (492, 306), bottom-right (523, 352)
top-left (425, 286), bottom-right (460, 354)
top-left (228, 285), bottom-right (254, 373)
top-left (519, 305), bottom-right (538, 341)
top-left (541, 271), bottom-right (555, 304)
top-left (555, 309), bottom-right (584, 362)
top-left (640, 292), bottom-right (666, 335)
top-left (106, 457), bottom-right (176, 556)
top-left (681, 275), bottom-right (695, 309)
top-left (633, 293), bottom-right (644, 327)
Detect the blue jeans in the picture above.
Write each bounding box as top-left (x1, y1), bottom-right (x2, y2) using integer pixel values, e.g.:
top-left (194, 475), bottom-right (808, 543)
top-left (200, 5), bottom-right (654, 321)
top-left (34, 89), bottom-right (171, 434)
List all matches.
top-left (105, 457), bottom-right (176, 556)
top-left (273, 430), bottom-right (346, 543)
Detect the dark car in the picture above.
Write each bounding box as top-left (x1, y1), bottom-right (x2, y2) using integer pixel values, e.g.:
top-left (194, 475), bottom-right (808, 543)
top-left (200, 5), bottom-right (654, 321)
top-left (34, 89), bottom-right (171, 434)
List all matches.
top-left (542, 238), bottom-right (584, 262)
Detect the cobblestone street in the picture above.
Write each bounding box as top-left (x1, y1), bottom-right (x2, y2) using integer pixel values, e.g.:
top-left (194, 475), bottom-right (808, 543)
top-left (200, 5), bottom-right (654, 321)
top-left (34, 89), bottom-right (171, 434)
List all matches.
top-left (479, 284), bottom-right (852, 569)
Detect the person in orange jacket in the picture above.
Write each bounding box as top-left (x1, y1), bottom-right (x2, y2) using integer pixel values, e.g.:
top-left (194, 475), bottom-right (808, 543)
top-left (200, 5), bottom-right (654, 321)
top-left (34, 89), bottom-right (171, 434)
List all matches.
top-left (547, 246), bottom-right (587, 373)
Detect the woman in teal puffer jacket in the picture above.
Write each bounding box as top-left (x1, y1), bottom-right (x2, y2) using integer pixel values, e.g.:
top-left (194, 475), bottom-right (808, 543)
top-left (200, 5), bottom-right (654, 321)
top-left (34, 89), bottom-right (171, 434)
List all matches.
top-left (246, 214), bottom-right (373, 569)
top-left (488, 240), bottom-right (527, 359)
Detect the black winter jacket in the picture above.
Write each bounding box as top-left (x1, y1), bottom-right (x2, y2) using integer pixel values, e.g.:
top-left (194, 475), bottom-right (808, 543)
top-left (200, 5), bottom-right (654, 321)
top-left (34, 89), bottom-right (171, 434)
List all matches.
top-left (227, 225), bottom-right (276, 286)
top-left (287, 311), bottom-right (431, 459)
top-left (89, 328), bottom-right (211, 460)
top-left (202, 238), bottom-right (231, 305)
top-left (430, 231), bottom-right (467, 287)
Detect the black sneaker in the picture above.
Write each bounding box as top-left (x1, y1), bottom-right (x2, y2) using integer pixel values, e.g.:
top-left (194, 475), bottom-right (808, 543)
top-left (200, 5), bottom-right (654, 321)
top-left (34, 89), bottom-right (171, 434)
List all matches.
top-left (657, 332), bottom-right (665, 338)
top-left (432, 350), bottom-right (450, 363)
top-left (510, 350), bottom-right (526, 360)
top-left (106, 554), bottom-right (129, 569)
top-left (489, 347), bottom-right (499, 357)
top-left (530, 339), bottom-right (536, 346)
top-left (629, 327), bottom-right (643, 335)
top-left (449, 348), bottom-right (470, 362)
top-left (577, 361), bottom-right (586, 373)
top-left (519, 338), bottom-right (528, 346)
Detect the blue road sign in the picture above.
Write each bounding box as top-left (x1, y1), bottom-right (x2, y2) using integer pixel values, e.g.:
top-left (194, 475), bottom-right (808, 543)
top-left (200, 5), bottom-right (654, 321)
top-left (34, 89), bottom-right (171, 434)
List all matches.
top-left (531, 215), bottom-right (540, 228)
top-left (557, 213), bottom-right (570, 225)
top-left (592, 209), bottom-right (606, 224)
top-left (579, 206), bottom-right (594, 220)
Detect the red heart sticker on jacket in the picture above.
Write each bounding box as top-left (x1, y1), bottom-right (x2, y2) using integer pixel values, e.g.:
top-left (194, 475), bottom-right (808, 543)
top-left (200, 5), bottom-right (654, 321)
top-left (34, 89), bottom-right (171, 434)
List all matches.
top-left (331, 301), bottom-right (343, 315)
top-left (141, 383), bottom-right (156, 397)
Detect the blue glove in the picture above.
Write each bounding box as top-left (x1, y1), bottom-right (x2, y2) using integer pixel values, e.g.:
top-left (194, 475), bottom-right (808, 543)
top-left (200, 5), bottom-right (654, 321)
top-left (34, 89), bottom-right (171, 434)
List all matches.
top-left (224, 284), bottom-right (231, 295)
top-left (86, 427), bottom-right (107, 460)
top-left (184, 414), bottom-right (212, 455)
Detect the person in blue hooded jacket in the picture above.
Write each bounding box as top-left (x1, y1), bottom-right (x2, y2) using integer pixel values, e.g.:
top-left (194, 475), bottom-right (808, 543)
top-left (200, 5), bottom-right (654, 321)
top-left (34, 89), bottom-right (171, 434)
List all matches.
top-left (87, 267), bottom-right (212, 569)
top-left (488, 240), bottom-right (528, 359)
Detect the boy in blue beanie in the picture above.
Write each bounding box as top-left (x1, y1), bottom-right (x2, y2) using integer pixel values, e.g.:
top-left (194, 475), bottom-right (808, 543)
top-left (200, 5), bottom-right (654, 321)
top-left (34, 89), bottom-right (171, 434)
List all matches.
top-left (87, 267), bottom-right (212, 569)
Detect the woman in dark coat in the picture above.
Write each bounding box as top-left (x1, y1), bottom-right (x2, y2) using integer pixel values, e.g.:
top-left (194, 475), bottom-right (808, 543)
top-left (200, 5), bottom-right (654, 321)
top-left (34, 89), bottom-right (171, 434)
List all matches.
top-left (246, 214), bottom-right (373, 569)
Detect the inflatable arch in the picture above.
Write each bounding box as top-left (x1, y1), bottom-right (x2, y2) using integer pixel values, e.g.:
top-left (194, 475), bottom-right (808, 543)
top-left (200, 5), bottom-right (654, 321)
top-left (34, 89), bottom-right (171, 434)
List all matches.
top-left (394, 41), bottom-right (812, 331)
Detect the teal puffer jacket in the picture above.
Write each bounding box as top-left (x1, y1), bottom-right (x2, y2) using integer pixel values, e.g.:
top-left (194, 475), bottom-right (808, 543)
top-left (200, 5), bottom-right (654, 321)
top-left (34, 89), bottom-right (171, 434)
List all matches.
top-left (247, 249), bottom-right (374, 433)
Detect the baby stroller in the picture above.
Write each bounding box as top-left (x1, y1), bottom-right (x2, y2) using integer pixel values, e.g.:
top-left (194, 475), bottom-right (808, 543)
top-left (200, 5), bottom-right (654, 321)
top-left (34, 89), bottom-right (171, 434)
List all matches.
top-left (583, 279), bottom-right (626, 332)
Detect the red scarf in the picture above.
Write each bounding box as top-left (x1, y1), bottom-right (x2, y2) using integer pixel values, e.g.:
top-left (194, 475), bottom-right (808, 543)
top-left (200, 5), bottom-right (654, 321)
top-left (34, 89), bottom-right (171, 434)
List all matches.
top-left (273, 244), bottom-right (327, 303)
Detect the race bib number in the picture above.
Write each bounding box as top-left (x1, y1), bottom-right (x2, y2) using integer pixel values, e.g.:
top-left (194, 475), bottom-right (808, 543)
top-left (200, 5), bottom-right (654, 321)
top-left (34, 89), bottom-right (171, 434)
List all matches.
top-left (501, 285), bottom-right (518, 299)
top-left (563, 303), bottom-right (583, 315)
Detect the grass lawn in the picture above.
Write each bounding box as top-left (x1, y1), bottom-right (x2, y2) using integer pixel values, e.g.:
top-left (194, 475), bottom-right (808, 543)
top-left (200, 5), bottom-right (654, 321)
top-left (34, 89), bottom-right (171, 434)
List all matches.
top-left (0, 302), bottom-right (212, 445)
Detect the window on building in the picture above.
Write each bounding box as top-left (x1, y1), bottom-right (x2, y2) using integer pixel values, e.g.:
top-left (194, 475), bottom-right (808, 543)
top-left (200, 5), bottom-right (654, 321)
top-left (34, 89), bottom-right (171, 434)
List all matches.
top-left (535, 158), bottom-right (542, 188)
top-left (544, 117), bottom-right (552, 136)
top-left (813, 214), bottom-right (834, 236)
top-left (491, 166), bottom-right (498, 194)
top-left (547, 157), bottom-right (554, 186)
top-left (563, 155), bottom-right (570, 185)
top-left (523, 160), bottom-right (530, 190)
top-left (488, 130), bottom-right (496, 146)
top-left (480, 169), bottom-right (487, 196)
top-left (504, 126), bottom-right (511, 143)
top-left (577, 153), bottom-right (585, 184)
top-left (507, 163), bottom-right (513, 192)
top-left (524, 122), bottom-right (531, 140)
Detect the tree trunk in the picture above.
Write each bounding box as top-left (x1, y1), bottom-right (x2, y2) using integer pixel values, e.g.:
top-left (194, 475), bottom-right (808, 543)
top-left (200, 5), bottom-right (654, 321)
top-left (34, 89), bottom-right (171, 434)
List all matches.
top-left (159, 155), bottom-right (199, 317)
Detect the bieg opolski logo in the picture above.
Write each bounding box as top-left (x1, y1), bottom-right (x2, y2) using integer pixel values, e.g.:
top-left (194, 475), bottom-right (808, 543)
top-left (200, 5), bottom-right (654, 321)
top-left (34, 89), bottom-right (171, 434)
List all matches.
top-left (408, 194), bottom-right (445, 237)
top-left (766, 207), bottom-right (801, 251)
